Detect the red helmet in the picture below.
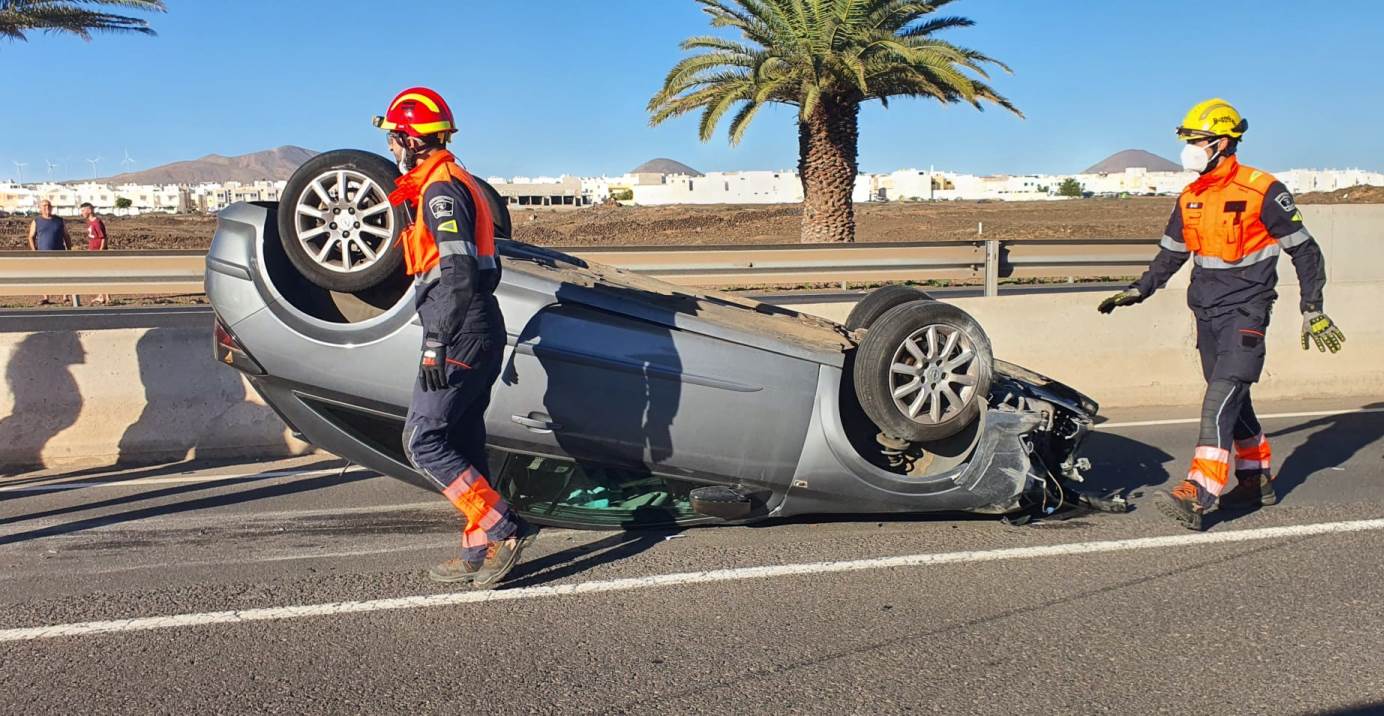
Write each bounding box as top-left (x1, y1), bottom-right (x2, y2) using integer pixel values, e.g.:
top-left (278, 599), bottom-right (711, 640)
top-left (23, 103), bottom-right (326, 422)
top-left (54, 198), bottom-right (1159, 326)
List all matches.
top-left (372, 87), bottom-right (456, 139)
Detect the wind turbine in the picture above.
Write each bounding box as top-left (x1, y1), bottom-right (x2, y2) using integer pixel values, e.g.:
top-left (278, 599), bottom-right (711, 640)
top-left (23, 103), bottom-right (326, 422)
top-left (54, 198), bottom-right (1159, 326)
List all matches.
top-left (13, 161), bottom-right (27, 184)
top-left (121, 148), bottom-right (136, 172)
top-left (86, 157), bottom-right (102, 180)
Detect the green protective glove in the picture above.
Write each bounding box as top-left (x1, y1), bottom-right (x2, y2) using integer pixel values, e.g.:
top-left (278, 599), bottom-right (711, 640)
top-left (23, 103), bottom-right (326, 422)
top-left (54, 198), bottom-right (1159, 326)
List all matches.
top-left (1097, 287), bottom-right (1142, 314)
top-left (1301, 312), bottom-right (1346, 353)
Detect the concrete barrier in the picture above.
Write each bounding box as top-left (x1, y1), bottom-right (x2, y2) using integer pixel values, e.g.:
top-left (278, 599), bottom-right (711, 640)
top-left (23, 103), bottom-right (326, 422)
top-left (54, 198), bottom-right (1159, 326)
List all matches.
top-left (1, 205), bottom-right (1379, 471)
top-left (795, 205), bottom-right (1384, 407)
top-left (0, 325), bottom-right (310, 472)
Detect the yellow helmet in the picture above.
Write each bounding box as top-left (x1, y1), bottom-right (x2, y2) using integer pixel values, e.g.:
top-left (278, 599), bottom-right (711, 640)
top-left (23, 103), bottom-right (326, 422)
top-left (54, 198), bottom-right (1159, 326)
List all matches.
top-left (1176, 98), bottom-right (1248, 140)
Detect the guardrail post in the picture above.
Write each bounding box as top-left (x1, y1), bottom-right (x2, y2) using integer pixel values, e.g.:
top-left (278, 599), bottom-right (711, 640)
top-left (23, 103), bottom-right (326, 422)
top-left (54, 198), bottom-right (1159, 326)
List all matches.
top-left (984, 240), bottom-right (1000, 297)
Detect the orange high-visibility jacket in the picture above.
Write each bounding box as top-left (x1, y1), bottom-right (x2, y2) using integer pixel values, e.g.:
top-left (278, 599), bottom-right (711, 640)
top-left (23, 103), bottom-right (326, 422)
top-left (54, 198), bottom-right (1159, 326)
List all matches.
top-left (1177, 155), bottom-right (1279, 268)
top-left (1132, 155), bottom-right (1327, 315)
top-left (389, 150), bottom-right (495, 279)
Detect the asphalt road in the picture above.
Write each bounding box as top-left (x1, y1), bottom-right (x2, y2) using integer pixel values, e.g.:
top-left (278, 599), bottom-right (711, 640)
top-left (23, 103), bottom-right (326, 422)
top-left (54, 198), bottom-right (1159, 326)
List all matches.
top-left (2, 398), bottom-right (1382, 715)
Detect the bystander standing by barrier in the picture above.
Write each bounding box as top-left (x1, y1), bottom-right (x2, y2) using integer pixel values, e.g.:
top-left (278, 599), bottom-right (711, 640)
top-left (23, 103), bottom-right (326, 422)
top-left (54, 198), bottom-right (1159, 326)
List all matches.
top-left (25, 199), bottom-right (72, 305)
top-left (80, 202), bottom-right (110, 305)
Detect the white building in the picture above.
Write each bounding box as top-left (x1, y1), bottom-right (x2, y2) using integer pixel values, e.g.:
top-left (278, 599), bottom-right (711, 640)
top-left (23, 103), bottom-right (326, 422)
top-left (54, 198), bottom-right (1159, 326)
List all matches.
top-left (1, 164), bottom-right (1380, 216)
top-left (1069, 167), bottom-right (1197, 196)
top-left (1275, 168), bottom-right (1384, 195)
top-left (632, 171), bottom-right (800, 205)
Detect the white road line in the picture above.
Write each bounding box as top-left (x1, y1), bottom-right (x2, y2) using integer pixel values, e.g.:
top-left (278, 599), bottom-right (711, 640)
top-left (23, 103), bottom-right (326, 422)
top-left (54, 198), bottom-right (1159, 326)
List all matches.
top-left (4, 516), bottom-right (1382, 643)
top-left (1099, 407), bottom-right (1384, 430)
top-left (0, 467), bottom-right (360, 493)
top-left (0, 538), bottom-right (460, 580)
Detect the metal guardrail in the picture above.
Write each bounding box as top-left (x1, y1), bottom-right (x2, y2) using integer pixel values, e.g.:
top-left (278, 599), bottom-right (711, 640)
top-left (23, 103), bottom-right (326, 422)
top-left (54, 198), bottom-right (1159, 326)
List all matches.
top-left (0, 239), bottom-right (1157, 300)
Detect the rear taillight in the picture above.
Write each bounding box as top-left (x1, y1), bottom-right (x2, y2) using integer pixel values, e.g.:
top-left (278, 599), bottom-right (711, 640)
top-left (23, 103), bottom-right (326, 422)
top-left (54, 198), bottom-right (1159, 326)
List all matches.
top-left (213, 316), bottom-right (265, 375)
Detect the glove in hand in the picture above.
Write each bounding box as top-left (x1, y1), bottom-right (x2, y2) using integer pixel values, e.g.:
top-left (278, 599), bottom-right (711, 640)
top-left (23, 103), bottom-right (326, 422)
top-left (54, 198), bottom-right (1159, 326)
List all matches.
top-left (419, 338), bottom-right (449, 391)
top-left (1098, 288), bottom-right (1143, 314)
top-left (1301, 312), bottom-right (1345, 353)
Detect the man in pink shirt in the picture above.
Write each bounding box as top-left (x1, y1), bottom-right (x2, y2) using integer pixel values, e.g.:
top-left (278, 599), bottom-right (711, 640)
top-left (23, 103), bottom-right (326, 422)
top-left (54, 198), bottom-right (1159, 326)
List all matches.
top-left (80, 202), bottom-right (110, 305)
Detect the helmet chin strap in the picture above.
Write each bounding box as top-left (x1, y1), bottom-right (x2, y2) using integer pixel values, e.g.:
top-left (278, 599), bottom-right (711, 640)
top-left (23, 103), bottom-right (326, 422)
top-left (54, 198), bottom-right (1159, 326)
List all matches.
top-left (399, 134), bottom-right (446, 173)
top-left (1199, 143), bottom-right (1225, 175)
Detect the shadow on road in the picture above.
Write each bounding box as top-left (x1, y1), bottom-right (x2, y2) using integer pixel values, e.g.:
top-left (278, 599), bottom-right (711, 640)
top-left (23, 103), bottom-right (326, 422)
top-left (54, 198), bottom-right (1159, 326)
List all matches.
top-left (1069, 430), bottom-right (1178, 506)
top-left (0, 463), bottom-right (368, 547)
top-left (499, 528), bottom-right (682, 589)
top-left (1311, 703), bottom-right (1384, 716)
top-left (0, 457), bottom-right (327, 504)
top-left (1269, 402), bottom-right (1384, 500)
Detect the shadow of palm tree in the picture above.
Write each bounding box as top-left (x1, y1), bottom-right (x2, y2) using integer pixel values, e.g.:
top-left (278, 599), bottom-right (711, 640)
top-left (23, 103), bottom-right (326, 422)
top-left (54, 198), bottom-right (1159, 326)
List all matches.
top-left (0, 467), bottom-right (373, 547)
top-left (0, 458), bottom-right (346, 519)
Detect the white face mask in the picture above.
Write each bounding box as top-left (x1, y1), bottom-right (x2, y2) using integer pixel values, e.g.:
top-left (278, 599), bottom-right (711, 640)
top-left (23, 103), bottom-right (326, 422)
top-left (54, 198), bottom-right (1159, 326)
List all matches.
top-left (1180, 142), bottom-right (1213, 172)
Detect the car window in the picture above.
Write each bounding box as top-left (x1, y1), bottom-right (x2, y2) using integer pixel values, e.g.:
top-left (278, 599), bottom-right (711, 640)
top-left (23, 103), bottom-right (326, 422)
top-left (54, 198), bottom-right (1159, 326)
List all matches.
top-left (493, 451), bottom-right (700, 528)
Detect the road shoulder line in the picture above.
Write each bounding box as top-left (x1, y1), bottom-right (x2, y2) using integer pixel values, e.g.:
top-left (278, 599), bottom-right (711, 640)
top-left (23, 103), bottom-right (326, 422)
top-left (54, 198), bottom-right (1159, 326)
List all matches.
top-left (4, 516), bottom-right (1382, 643)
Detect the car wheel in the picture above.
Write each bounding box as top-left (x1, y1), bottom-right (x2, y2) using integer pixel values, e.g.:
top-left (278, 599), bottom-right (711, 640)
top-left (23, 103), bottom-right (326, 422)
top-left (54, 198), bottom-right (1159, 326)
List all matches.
top-left (278, 150), bottom-right (407, 293)
top-left (844, 284), bottom-right (935, 331)
top-left (852, 301), bottom-right (993, 442)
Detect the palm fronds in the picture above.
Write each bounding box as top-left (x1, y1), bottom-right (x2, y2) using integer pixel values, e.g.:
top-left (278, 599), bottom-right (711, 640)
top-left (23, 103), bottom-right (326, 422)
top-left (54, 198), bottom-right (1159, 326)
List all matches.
top-left (0, 0), bottom-right (166, 42)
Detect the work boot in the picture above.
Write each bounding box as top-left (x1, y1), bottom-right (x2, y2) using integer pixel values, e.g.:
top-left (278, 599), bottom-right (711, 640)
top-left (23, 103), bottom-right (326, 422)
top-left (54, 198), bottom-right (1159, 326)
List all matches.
top-left (1154, 480), bottom-right (1217, 531)
top-left (1219, 474), bottom-right (1277, 511)
top-left (472, 518), bottom-right (540, 590)
top-left (428, 557), bottom-right (483, 584)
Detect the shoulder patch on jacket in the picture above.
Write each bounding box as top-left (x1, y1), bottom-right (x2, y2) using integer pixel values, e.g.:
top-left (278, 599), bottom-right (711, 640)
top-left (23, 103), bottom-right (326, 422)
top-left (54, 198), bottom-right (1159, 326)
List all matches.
top-left (428, 195), bottom-right (455, 219)
top-left (1274, 191), bottom-right (1296, 213)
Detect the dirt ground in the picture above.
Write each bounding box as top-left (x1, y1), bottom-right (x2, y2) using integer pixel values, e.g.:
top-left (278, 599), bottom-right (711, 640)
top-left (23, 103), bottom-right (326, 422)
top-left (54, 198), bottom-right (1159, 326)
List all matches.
top-left (0, 191), bottom-right (1371, 308)
top-left (1296, 185), bottom-right (1384, 204)
top-left (3, 187), bottom-right (1374, 253)
top-left (1, 197), bottom-right (1178, 253)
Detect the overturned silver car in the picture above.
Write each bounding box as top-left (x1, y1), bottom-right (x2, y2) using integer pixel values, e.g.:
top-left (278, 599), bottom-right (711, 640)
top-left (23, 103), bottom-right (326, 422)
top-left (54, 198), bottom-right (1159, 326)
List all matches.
top-left (206, 150), bottom-right (1115, 529)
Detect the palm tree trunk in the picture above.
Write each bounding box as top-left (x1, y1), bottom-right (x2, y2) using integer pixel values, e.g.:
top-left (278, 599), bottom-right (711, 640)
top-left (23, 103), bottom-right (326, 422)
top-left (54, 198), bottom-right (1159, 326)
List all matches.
top-left (797, 96), bottom-right (859, 243)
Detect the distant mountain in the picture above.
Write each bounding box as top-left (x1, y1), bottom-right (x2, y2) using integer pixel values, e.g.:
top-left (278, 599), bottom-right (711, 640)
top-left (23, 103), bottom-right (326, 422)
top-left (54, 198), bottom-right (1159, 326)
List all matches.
top-left (99, 146), bottom-right (319, 185)
top-left (1084, 149), bottom-right (1181, 174)
top-left (631, 158), bottom-right (704, 176)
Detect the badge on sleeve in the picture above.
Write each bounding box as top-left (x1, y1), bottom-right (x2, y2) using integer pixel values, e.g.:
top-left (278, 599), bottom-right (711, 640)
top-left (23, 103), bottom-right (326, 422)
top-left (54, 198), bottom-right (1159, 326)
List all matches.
top-left (1274, 192), bottom-right (1295, 214)
top-left (428, 195), bottom-right (455, 219)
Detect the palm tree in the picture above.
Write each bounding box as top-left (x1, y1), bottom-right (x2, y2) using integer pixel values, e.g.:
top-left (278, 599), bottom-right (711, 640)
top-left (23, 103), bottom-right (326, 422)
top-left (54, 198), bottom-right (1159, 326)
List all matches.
top-left (649, 0), bottom-right (1020, 242)
top-left (1, 0), bottom-right (165, 42)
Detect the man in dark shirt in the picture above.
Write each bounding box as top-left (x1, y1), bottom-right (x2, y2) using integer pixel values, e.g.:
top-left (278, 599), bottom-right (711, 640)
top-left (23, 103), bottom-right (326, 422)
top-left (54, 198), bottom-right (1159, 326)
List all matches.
top-left (1098, 98), bottom-right (1344, 530)
top-left (26, 199), bottom-right (70, 305)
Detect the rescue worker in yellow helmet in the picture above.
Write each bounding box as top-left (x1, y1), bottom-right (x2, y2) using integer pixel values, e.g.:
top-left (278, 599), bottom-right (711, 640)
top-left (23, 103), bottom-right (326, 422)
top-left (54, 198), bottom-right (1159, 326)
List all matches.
top-left (375, 87), bottom-right (538, 586)
top-left (1098, 98), bottom-right (1345, 530)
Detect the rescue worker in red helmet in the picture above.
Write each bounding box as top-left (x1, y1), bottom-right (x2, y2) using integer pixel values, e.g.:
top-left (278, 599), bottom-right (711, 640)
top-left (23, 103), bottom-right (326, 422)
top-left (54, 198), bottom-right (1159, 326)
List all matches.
top-left (1098, 98), bottom-right (1346, 530)
top-left (374, 87), bottom-right (537, 585)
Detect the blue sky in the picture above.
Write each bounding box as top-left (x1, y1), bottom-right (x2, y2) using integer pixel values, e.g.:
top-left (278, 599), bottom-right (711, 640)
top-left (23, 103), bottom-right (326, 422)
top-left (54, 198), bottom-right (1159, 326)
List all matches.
top-left (2, 0), bottom-right (1380, 181)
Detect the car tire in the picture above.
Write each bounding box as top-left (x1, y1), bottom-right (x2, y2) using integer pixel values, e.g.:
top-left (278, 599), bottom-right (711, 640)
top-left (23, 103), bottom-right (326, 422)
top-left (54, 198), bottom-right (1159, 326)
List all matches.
top-left (844, 285), bottom-right (935, 331)
top-left (279, 149), bottom-right (514, 293)
top-left (278, 150), bottom-right (408, 293)
top-left (852, 301), bottom-right (993, 442)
